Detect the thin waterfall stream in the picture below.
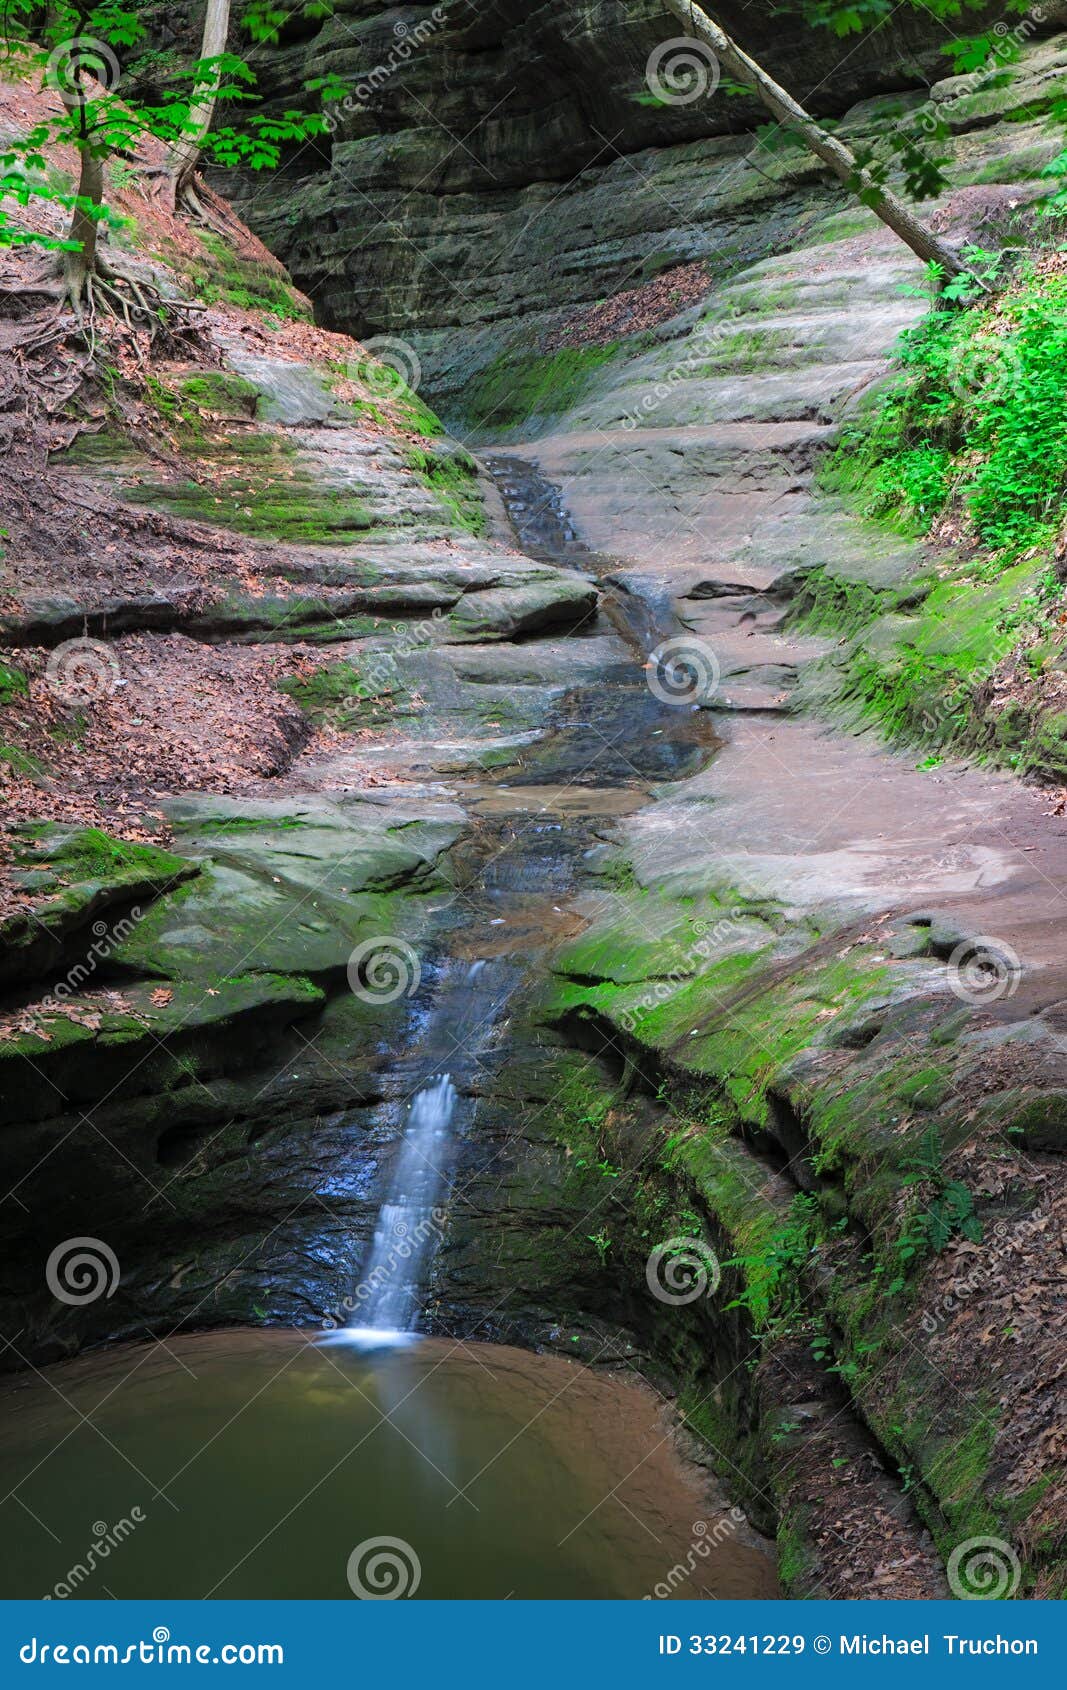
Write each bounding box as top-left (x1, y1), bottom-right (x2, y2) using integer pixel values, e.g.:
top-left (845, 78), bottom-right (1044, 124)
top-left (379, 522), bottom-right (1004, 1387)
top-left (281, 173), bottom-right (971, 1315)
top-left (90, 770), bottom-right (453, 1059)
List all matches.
top-left (329, 952), bottom-right (513, 1348)
top-left (343, 1072), bottom-right (458, 1343)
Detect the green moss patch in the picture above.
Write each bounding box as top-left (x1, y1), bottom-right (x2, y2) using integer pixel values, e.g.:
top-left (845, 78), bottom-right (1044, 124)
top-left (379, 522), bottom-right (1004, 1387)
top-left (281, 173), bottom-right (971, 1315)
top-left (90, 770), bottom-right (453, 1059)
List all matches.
top-left (189, 230), bottom-right (310, 322)
top-left (278, 656), bottom-right (409, 726)
top-left (405, 444), bottom-right (485, 535)
top-left (180, 372), bottom-right (260, 419)
top-left (0, 825), bottom-right (199, 992)
top-left (461, 343), bottom-right (623, 434)
top-left (122, 437), bottom-right (378, 544)
top-left (0, 660), bottom-right (28, 703)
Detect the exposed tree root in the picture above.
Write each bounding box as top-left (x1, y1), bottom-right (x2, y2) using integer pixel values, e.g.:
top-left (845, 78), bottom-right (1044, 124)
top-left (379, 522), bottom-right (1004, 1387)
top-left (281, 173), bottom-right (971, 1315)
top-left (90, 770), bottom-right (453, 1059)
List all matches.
top-left (0, 245), bottom-right (212, 465)
top-left (174, 176), bottom-right (233, 239)
top-left (141, 161), bottom-right (243, 239)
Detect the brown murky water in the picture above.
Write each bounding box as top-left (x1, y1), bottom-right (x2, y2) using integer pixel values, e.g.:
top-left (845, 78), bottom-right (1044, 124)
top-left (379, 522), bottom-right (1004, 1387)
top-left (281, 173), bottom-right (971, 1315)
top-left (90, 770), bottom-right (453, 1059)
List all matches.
top-left (0, 1331), bottom-right (776, 1599)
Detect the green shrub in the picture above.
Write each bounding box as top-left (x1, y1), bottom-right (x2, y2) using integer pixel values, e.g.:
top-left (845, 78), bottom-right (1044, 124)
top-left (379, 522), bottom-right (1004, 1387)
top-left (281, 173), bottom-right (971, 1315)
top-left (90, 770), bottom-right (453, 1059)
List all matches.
top-left (836, 263), bottom-right (1067, 559)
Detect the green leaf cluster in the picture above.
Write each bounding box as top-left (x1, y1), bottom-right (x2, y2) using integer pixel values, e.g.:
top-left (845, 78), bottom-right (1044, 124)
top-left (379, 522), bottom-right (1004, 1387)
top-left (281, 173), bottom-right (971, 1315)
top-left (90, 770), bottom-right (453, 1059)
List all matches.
top-left (0, 2), bottom-right (329, 253)
top-left (897, 1127), bottom-right (982, 1263)
top-left (837, 260), bottom-right (1067, 558)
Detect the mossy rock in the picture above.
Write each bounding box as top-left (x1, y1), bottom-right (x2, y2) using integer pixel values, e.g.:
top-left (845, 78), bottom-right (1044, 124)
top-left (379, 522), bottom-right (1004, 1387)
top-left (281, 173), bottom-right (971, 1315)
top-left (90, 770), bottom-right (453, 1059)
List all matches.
top-left (459, 342), bottom-right (624, 436)
top-left (897, 1067), bottom-right (952, 1112)
top-left (0, 660), bottom-right (28, 703)
top-left (0, 973), bottom-right (326, 1128)
top-left (447, 577), bottom-right (596, 642)
top-left (189, 230), bottom-right (309, 322)
top-left (278, 657), bottom-right (407, 726)
top-left (405, 443), bottom-right (485, 535)
top-left (180, 372), bottom-right (260, 420)
top-left (1025, 711), bottom-right (1067, 783)
top-left (123, 467), bottom-right (378, 544)
top-left (0, 825), bottom-right (199, 992)
top-left (1007, 1091), bottom-right (1067, 1151)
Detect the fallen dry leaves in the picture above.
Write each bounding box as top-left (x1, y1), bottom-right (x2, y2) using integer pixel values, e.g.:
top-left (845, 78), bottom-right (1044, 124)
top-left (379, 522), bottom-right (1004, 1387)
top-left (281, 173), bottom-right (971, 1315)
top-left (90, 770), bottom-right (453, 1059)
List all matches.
top-left (545, 261), bottom-right (711, 352)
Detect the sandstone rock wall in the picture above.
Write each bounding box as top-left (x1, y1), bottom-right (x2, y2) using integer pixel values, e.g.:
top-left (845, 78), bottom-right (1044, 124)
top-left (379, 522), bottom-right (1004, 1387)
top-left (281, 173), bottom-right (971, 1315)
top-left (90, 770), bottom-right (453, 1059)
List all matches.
top-left (219, 0), bottom-right (1018, 394)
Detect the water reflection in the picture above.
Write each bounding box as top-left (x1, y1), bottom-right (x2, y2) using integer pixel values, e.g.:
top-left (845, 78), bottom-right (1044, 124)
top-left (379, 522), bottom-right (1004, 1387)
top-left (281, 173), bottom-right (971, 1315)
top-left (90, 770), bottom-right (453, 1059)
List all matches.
top-left (0, 1331), bottom-right (777, 1600)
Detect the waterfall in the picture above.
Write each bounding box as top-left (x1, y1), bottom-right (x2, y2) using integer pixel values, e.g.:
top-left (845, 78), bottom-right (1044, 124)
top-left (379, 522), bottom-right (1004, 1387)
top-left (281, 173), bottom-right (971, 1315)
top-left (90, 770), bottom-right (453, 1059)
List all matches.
top-left (348, 1073), bottom-right (458, 1341)
top-left (323, 957), bottom-right (504, 1349)
top-left (324, 1073), bottom-right (457, 1349)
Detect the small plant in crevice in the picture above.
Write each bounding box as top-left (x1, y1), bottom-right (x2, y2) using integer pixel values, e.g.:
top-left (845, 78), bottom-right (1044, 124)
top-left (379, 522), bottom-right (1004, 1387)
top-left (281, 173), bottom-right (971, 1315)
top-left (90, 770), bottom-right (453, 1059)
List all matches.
top-left (896, 1126), bottom-right (982, 1269)
top-left (810, 1321), bottom-right (833, 1366)
top-left (587, 1230), bottom-right (612, 1266)
top-left (572, 1155), bottom-right (621, 1179)
top-left (722, 1192), bottom-right (822, 1333)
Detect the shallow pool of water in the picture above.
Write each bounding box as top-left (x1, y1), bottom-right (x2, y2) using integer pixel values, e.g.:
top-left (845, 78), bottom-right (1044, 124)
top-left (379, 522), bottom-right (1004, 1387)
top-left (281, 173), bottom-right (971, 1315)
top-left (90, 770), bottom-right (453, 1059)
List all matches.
top-left (0, 1331), bottom-right (776, 1599)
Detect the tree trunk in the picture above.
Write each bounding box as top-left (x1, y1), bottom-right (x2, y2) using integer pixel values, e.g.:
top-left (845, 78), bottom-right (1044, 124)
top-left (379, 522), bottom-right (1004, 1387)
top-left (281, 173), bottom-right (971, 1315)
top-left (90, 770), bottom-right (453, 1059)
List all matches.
top-left (64, 146), bottom-right (104, 306)
top-left (167, 0), bottom-right (231, 204)
top-left (659, 0), bottom-right (966, 278)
